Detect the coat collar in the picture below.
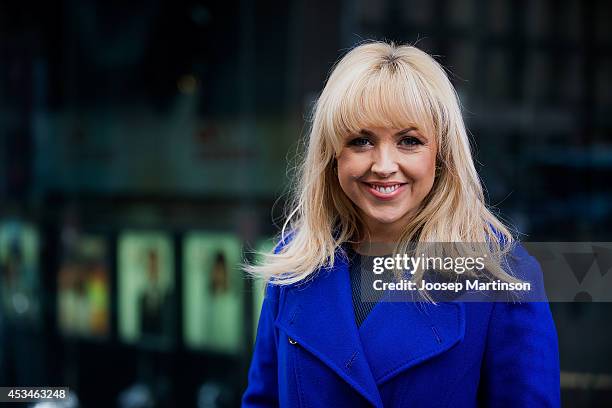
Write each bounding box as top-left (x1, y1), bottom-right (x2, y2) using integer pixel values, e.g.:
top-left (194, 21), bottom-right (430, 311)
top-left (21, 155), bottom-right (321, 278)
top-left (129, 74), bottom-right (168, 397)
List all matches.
top-left (274, 244), bottom-right (465, 408)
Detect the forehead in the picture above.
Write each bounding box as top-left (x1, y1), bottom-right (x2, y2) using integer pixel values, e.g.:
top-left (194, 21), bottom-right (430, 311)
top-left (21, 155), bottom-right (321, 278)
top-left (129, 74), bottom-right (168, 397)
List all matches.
top-left (325, 68), bottom-right (442, 151)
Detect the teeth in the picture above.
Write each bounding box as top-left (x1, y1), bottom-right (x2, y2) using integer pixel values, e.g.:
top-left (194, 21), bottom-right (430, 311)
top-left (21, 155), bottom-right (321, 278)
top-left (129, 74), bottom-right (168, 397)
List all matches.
top-left (371, 184), bottom-right (400, 194)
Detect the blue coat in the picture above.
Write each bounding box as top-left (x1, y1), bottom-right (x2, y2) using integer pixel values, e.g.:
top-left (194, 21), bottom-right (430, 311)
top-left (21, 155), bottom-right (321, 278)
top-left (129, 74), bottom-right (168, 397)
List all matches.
top-left (243, 243), bottom-right (560, 407)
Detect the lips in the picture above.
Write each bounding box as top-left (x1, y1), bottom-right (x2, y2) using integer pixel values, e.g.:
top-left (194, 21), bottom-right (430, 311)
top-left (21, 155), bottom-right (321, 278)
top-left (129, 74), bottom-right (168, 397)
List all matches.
top-left (362, 182), bottom-right (407, 200)
top-left (370, 184), bottom-right (401, 194)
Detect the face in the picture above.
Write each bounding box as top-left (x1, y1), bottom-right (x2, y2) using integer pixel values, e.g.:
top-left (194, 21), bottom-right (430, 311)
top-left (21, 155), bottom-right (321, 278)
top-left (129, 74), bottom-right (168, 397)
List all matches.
top-left (336, 126), bottom-right (437, 241)
top-left (146, 249), bottom-right (159, 282)
top-left (211, 259), bottom-right (228, 293)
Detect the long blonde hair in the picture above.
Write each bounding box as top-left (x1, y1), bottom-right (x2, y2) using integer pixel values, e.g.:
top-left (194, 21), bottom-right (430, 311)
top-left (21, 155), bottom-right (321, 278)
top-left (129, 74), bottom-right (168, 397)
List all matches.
top-left (244, 40), bottom-right (520, 289)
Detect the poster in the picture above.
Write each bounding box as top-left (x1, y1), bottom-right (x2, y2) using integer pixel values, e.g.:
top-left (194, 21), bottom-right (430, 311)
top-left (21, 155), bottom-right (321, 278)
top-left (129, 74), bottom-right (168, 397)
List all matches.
top-left (57, 233), bottom-right (110, 338)
top-left (118, 231), bottom-right (174, 348)
top-left (0, 220), bottom-right (40, 325)
top-left (183, 232), bottom-right (243, 353)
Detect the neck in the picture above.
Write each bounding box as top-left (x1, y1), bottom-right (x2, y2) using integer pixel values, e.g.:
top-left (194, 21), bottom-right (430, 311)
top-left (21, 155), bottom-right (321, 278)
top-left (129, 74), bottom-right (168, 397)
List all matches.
top-left (351, 222), bottom-right (405, 256)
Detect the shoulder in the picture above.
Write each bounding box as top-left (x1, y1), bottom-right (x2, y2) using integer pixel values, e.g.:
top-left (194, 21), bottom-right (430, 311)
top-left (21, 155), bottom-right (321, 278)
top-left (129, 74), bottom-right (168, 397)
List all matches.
top-left (264, 232), bottom-right (345, 307)
top-left (505, 242), bottom-right (540, 278)
top-left (261, 232), bottom-right (297, 312)
top-left (503, 242), bottom-right (548, 301)
top-left (272, 229), bottom-right (297, 254)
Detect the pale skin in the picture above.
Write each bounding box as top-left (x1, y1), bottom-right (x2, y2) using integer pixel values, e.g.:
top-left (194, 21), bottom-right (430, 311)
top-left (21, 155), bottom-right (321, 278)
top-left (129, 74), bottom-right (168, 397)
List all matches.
top-left (335, 126), bottom-right (437, 246)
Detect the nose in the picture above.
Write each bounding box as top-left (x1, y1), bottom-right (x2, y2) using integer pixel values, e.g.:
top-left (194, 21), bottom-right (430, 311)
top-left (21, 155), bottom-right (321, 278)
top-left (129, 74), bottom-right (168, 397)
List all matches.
top-left (371, 145), bottom-right (399, 177)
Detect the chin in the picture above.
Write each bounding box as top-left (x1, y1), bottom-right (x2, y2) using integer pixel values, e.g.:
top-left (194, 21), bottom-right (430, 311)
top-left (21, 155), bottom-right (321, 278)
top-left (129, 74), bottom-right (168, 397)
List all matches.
top-left (365, 205), bottom-right (415, 223)
top-left (369, 213), bottom-right (404, 225)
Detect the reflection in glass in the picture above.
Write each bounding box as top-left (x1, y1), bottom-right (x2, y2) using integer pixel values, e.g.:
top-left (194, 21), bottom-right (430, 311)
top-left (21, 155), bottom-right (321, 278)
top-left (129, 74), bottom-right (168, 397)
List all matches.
top-left (57, 234), bottom-right (110, 337)
top-left (118, 231), bottom-right (174, 348)
top-left (183, 233), bottom-right (242, 353)
top-left (0, 221), bottom-right (40, 325)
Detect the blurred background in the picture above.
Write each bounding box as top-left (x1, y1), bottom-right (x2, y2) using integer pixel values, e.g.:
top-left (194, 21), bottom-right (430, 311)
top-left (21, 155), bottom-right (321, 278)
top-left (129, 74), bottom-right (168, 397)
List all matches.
top-left (0, 0), bottom-right (610, 407)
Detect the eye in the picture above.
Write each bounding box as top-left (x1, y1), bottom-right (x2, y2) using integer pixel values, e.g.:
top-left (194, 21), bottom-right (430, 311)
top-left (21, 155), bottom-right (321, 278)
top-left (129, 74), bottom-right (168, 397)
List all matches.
top-left (399, 136), bottom-right (423, 147)
top-left (348, 137), bottom-right (372, 147)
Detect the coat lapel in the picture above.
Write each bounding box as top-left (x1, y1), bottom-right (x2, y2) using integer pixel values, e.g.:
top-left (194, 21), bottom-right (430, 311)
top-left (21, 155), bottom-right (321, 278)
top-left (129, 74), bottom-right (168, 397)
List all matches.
top-left (274, 249), bottom-right (384, 408)
top-left (358, 295), bottom-right (465, 385)
top-left (274, 244), bottom-right (465, 407)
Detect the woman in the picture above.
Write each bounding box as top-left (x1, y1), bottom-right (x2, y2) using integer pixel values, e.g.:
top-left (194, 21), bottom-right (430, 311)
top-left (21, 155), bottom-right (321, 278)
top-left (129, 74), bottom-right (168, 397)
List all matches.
top-left (242, 41), bottom-right (560, 407)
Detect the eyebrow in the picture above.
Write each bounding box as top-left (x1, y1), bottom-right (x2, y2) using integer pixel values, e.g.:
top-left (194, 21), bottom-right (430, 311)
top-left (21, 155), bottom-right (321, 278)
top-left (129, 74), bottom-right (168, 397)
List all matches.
top-left (359, 127), bottom-right (419, 137)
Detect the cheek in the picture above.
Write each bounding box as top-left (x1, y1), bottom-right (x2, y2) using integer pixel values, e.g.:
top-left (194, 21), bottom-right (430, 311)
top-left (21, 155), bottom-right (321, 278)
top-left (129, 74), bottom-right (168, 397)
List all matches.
top-left (336, 167), bottom-right (356, 197)
top-left (336, 156), bottom-right (365, 192)
top-left (403, 155), bottom-right (436, 182)
top-left (420, 158), bottom-right (437, 194)
top-left (401, 156), bottom-right (436, 199)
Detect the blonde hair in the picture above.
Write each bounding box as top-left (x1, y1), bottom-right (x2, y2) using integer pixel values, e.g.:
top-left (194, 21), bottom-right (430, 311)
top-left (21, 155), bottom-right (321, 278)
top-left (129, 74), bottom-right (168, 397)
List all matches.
top-left (244, 40), bottom-right (521, 291)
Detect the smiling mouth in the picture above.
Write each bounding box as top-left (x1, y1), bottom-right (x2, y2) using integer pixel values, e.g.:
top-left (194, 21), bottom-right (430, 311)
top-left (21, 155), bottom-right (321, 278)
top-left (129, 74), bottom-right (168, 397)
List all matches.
top-left (362, 182), bottom-right (407, 199)
top-left (367, 183), bottom-right (402, 193)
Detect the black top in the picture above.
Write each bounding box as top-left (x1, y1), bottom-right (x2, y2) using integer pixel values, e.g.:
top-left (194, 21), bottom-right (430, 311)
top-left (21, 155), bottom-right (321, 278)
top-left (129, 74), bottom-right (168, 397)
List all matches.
top-left (347, 247), bottom-right (385, 327)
